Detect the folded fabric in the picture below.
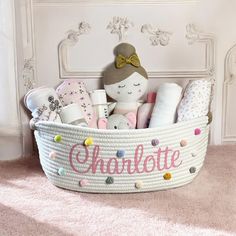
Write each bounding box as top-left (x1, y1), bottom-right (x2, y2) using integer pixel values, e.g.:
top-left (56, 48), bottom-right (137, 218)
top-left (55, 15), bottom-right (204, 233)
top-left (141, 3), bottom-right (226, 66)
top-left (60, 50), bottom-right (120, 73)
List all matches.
top-left (56, 80), bottom-right (97, 128)
top-left (24, 87), bottom-right (62, 123)
top-left (177, 80), bottom-right (212, 122)
top-left (59, 103), bottom-right (88, 127)
top-left (149, 83), bottom-right (183, 127)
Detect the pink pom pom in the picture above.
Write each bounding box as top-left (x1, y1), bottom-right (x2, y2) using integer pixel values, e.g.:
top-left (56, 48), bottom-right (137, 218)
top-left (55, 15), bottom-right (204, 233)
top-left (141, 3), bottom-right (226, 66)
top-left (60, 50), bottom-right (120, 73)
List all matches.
top-left (49, 151), bottom-right (56, 159)
top-left (194, 128), bottom-right (201, 136)
top-left (79, 179), bottom-right (88, 187)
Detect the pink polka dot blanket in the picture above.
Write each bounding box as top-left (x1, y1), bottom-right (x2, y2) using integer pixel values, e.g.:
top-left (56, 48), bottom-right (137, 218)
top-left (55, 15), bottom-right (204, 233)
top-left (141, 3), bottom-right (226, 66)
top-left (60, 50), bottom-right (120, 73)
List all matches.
top-left (56, 80), bottom-right (97, 128)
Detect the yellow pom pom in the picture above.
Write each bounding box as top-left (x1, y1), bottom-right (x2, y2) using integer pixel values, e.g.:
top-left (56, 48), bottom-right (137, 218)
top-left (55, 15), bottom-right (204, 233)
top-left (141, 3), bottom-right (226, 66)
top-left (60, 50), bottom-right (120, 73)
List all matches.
top-left (207, 111), bottom-right (213, 125)
top-left (54, 135), bottom-right (62, 143)
top-left (163, 172), bottom-right (172, 180)
top-left (84, 137), bottom-right (94, 146)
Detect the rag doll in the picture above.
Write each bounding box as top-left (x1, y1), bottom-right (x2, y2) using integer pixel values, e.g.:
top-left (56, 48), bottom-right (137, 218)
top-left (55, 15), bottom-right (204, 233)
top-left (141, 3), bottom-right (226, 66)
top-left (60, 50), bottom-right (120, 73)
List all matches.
top-left (98, 112), bottom-right (136, 130)
top-left (103, 43), bottom-right (148, 118)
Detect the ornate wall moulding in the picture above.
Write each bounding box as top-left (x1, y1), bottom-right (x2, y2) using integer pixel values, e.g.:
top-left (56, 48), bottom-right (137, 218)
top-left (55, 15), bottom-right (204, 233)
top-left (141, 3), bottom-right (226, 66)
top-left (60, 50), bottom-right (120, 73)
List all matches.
top-left (58, 22), bottom-right (91, 79)
top-left (107, 16), bottom-right (134, 42)
top-left (222, 44), bottom-right (236, 143)
top-left (58, 23), bottom-right (215, 80)
top-left (23, 58), bottom-right (36, 90)
top-left (185, 24), bottom-right (215, 77)
top-left (141, 24), bottom-right (172, 46)
top-left (33, 0), bottom-right (199, 6)
top-left (21, 0), bottom-right (37, 91)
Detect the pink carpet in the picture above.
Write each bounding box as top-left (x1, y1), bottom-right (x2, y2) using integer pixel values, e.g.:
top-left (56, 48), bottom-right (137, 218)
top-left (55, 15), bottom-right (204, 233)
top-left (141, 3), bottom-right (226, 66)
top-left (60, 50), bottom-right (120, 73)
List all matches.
top-left (0, 145), bottom-right (236, 236)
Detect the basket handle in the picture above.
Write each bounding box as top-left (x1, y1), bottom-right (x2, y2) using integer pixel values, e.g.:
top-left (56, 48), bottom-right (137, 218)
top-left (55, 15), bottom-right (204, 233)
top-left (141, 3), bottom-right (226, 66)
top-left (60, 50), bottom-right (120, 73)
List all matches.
top-left (29, 118), bottom-right (38, 130)
top-left (207, 77), bottom-right (215, 124)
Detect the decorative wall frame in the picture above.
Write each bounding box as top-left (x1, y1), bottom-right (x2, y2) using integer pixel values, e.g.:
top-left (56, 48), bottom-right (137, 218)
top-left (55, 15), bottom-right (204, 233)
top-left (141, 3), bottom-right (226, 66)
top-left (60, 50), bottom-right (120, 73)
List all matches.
top-left (23, 58), bottom-right (35, 90)
top-left (107, 16), bottom-right (134, 42)
top-left (141, 24), bottom-right (172, 46)
top-left (58, 23), bottom-right (215, 79)
top-left (58, 22), bottom-right (91, 79)
top-left (21, 0), bottom-right (37, 91)
top-left (34, 0), bottom-right (199, 6)
top-left (18, 0), bottom-right (37, 157)
top-left (222, 44), bottom-right (236, 143)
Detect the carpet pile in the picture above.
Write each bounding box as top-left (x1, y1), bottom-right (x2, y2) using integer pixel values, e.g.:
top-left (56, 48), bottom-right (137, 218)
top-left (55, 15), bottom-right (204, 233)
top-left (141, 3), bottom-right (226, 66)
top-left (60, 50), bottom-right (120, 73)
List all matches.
top-left (0, 145), bottom-right (235, 236)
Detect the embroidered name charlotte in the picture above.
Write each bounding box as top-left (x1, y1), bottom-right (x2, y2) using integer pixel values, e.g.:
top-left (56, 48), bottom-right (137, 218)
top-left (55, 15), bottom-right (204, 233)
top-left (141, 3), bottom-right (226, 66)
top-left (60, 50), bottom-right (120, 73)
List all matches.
top-left (69, 144), bottom-right (182, 175)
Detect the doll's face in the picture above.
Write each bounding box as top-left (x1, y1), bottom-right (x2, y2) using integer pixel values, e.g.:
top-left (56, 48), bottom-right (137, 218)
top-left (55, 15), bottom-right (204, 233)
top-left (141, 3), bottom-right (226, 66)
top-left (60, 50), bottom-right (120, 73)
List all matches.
top-left (104, 72), bottom-right (148, 102)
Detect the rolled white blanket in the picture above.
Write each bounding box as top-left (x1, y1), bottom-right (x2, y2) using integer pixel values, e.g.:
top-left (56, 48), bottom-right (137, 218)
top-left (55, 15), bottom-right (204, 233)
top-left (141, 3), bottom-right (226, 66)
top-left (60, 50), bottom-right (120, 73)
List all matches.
top-left (177, 80), bottom-right (212, 122)
top-left (149, 83), bottom-right (183, 127)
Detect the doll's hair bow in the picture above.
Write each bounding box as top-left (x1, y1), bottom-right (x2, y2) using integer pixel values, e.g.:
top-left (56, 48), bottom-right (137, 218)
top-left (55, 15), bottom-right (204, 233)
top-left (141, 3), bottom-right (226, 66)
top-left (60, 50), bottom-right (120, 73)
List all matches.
top-left (115, 53), bottom-right (141, 69)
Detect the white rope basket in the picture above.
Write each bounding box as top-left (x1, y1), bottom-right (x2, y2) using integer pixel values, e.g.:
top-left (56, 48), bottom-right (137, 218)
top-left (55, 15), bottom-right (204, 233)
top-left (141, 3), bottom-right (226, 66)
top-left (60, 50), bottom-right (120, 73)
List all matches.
top-left (35, 116), bottom-right (210, 193)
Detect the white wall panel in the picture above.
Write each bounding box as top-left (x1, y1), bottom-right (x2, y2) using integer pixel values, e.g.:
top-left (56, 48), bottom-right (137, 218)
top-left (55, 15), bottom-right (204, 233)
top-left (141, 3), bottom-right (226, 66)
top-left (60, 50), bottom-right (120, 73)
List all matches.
top-left (0, 0), bottom-right (22, 160)
top-left (33, 3), bottom-right (214, 82)
top-left (222, 44), bottom-right (236, 143)
top-left (17, 0), bottom-right (236, 147)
